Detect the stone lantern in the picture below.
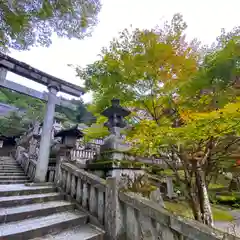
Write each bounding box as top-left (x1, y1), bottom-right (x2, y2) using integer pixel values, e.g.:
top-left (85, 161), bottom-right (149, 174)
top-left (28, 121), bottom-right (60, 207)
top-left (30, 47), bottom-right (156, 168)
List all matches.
top-left (89, 99), bottom-right (132, 178)
top-left (54, 125), bottom-right (84, 149)
top-left (102, 98), bottom-right (130, 136)
top-left (54, 125), bottom-right (84, 186)
top-left (100, 99), bottom-right (131, 153)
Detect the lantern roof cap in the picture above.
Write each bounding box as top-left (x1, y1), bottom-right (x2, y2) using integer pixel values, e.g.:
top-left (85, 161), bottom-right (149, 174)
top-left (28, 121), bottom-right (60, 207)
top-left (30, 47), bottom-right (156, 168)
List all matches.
top-left (101, 99), bottom-right (130, 118)
top-left (54, 125), bottom-right (84, 138)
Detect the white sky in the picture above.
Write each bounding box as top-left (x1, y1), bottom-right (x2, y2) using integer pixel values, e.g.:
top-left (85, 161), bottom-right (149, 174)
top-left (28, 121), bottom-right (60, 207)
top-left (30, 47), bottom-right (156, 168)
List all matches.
top-left (6, 0), bottom-right (240, 103)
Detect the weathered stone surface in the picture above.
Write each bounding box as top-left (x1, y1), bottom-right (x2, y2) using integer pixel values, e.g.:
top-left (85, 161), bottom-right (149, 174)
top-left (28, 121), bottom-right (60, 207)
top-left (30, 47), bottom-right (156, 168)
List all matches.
top-left (0, 200), bottom-right (74, 223)
top-left (61, 162), bottom-right (106, 191)
top-left (149, 188), bottom-right (165, 208)
top-left (0, 80), bottom-right (77, 109)
top-left (32, 224), bottom-right (105, 240)
top-left (0, 156), bottom-right (30, 184)
top-left (118, 191), bottom-right (238, 240)
top-left (0, 211), bottom-right (88, 239)
top-left (166, 176), bottom-right (175, 199)
top-left (0, 178), bottom-right (105, 239)
top-left (0, 192), bottom-right (62, 207)
top-left (105, 177), bottom-right (125, 240)
top-left (35, 86), bottom-right (58, 183)
top-left (0, 184), bottom-right (56, 196)
top-left (0, 67), bottom-right (7, 82)
top-left (0, 53), bottom-right (85, 96)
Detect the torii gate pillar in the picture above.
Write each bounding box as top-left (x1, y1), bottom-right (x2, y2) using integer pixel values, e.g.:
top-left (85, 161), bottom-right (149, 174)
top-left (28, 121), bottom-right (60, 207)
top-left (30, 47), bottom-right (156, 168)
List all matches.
top-left (34, 84), bottom-right (59, 182)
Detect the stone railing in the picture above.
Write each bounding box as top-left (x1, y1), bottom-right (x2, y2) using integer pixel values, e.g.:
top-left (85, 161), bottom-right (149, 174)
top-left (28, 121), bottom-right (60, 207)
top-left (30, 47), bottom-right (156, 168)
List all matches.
top-left (16, 147), bottom-right (56, 182)
top-left (55, 161), bottom-right (237, 240)
top-left (70, 149), bottom-right (96, 162)
top-left (118, 192), bottom-right (235, 240)
top-left (91, 138), bottom-right (104, 145)
top-left (57, 162), bottom-right (106, 226)
top-left (77, 138), bottom-right (104, 147)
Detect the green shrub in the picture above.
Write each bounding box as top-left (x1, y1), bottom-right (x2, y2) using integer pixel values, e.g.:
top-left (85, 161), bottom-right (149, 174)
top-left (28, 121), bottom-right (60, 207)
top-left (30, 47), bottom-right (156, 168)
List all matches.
top-left (215, 193), bottom-right (240, 208)
top-left (216, 195), bottom-right (236, 202)
top-left (232, 203), bottom-right (240, 208)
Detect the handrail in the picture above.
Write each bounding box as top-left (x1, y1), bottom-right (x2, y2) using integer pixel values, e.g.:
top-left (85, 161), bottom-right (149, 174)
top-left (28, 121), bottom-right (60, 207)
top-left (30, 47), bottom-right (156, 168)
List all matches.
top-left (118, 191), bottom-right (231, 240)
top-left (58, 162), bottom-right (106, 225)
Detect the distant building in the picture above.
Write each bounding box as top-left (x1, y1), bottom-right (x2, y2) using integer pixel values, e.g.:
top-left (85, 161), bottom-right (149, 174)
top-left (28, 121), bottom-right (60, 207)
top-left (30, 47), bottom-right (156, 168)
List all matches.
top-left (0, 103), bottom-right (24, 116)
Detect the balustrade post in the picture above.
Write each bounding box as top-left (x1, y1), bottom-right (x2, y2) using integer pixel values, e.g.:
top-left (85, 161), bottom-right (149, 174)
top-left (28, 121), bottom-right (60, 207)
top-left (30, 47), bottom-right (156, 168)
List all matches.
top-left (105, 177), bottom-right (126, 240)
top-left (55, 145), bottom-right (71, 186)
top-left (28, 121), bottom-right (40, 158)
top-left (0, 67), bottom-right (7, 82)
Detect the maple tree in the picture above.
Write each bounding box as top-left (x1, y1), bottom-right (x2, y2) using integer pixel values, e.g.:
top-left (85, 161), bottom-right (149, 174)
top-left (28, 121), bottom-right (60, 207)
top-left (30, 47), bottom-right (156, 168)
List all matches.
top-left (77, 13), bottom-right (240, 226)
top-left (0, 0), bottom-right (101, 51)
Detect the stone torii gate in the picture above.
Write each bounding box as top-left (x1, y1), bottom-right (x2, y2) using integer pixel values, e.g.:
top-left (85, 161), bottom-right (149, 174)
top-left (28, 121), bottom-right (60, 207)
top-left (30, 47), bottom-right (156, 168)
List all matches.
top-left (0, 53), bottom-right (85, 182)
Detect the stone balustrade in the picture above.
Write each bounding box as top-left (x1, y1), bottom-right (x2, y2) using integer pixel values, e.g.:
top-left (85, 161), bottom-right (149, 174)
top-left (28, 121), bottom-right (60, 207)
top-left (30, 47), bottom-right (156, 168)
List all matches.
top-left (71, 148), bottom-right (96, 162)
top-left (12, 130), bottom-right (238, 239)
top-left (118, 192), bottom-right (234, 240)
top-left (16, 147), bottom-right (56, 182)
top-left (58, 162), bottom-right (106, 226)
top-left (54, 161), bottom-right (237, 240)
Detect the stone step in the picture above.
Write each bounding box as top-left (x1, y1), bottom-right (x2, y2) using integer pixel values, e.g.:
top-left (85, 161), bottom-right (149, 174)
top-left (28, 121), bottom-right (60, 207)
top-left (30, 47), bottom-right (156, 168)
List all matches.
top-left (0, 172), bottom-right (26, 176)
top-left (0, 160), bottom-right (18, 161)
top-left (33, 224), bottom-right (105, 240)
top-left (0, 164), bottom-right (22, 169)
top-left (0, 192), bottom-right (63, 207)
top-left (0, 210), bottom-right (88, 240)
top-left (0, 163), bottom-right (18, 165)
top-left (0, 170), bottom-right (25, 173)
top-left (0, 184), bottom-right (56, 197)
top-left (0, 176), bottom-right (29, 180)
top-left (0, 172), bottom-right (25, 175)
top-left (0, 158), bottom-right (18, 162)
top-left (0, 161), bottom-right (19, 163)
top-left (0, 162), bottom-right (19, 165)
top-left (0, 170), bottom-right (24, 173)
top-left (0, 167), bottom-right (23, 171)
top-left (0, 200), bottom-right (75, 223)
top-left (0, 179), bottom-right (30, 184)
top-left (0, 166), bottom-right (21, 170)
top-left (0, 160), bottom-right (15, 163)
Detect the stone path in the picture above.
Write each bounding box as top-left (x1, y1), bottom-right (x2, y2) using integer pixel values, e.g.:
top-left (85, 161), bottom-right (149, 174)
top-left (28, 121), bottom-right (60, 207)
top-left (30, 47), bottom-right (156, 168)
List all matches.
top-left (215, 210), bottom-right (240, 237)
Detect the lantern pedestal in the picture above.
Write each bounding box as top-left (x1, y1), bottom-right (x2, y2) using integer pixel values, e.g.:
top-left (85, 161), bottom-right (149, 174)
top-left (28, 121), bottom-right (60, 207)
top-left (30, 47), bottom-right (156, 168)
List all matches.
top-left (100, 133), bottom-right (130, 153)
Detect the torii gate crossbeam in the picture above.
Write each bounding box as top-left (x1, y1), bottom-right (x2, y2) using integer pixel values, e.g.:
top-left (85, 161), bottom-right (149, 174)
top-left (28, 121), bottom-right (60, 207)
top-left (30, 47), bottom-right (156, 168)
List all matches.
top-left (0, 79), bottom-right (78, 110)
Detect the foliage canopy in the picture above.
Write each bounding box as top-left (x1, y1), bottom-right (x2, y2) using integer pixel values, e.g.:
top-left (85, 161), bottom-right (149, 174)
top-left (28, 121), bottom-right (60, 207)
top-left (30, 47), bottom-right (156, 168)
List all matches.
top-left (0, 0), bottom-right (101, 51)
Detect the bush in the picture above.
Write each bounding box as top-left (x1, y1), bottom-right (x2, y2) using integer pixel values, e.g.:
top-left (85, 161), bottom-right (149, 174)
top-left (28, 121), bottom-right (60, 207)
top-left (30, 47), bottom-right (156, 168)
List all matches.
top-left (215, 193), bottom-right (240, 208)
top-left (232, 203), bottom-right (240, 208)
top-left (216, 195), bottom-right (236, 203)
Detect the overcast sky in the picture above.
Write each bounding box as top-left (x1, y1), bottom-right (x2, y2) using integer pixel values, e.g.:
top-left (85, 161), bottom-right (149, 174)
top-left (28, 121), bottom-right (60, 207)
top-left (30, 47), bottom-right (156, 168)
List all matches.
top-left (7, 0), bottom-right (240, 103)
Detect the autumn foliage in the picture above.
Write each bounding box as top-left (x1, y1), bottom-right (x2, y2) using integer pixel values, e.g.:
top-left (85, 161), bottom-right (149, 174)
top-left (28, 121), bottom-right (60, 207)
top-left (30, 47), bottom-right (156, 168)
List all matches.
top-left (77, 14), bottom-right (240, 226)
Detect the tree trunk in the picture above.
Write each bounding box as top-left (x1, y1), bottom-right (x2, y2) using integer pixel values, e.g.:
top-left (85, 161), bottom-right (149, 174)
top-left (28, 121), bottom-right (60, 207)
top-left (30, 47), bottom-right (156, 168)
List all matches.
top-left (185, 177), bottom-right (202, 221)
top-left (195, 165), bottom-right (214, 227)
top-left (188, 189), bottom-right (202, 221)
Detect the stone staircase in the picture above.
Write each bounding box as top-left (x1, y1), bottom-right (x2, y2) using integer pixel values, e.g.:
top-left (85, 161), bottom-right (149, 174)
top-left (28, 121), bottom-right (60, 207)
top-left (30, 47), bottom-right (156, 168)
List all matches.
top-left (0, 156), bottom-right (30, 184)
top-left (0, 157), bottom-right (105, 239)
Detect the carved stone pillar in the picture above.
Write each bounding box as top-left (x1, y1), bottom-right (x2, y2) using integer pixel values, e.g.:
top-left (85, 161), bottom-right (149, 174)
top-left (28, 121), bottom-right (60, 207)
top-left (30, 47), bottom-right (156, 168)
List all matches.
top-left (54, 145), bottom-right (71, 186)
top-left (0, 67), bottom-right (7, 82)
